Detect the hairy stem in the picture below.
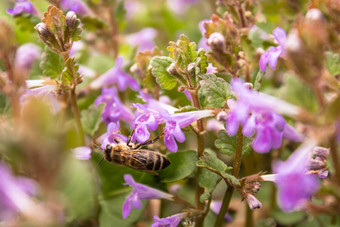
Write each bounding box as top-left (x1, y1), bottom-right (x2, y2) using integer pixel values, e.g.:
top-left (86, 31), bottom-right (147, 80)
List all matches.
top-left (330, 134), bottom-right (340, 185)
top-left (214, 128), bottom-right (243, 227)
top-left (189, 89), bottom-right (205, 227)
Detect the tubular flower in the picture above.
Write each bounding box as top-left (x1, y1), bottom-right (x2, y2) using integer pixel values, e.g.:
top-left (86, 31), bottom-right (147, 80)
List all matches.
top-left (259, 27), bottom-right (287, 72)
top-left (72, 146), bottom-right (92, 160)
top-left (15, 43), bottom-right (41, 71)
top-left (7, 0), bottom-right (39, 17)
top-left (90, 56), bottom-right (139, 91)
top-left (131, 103), bottom-right (158, 143)
top-left (161, 110), bottom-right (213, 152)
top-left (125, 28), bottom-right (157, 52)
top-left (152, 212), bottom-right (188, 227)
top-left (122, 174), bottom-right (173, 219)
top-left (224, 79), bottom-right (302, 153)
top-left (60, 0), bottom-right (91, 16)
top-left (94, 87), bottom-right (134, 124)
top-left (261, 140), bottom-right (320, 212)
top-left (100, 122), bottom-right (127, 149)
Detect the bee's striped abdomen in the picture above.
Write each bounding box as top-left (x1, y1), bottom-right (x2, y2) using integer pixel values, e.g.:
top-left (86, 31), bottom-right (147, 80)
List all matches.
top-left (146, 152), bottom-right (170, 171)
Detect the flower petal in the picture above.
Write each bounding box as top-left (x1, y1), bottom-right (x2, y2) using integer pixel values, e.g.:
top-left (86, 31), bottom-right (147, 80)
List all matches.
top-left (164, 134), bottom-right (178, 153)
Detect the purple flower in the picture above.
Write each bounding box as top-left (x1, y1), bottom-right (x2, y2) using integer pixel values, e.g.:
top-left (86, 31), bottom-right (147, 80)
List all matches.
top-left (7, 0), bottom-right (39, 17)
top-left (72, 146), bottom-right (92, 160)
top-left (273, 140), bottom-right (319, 212)
top-left (125, 28), bottom-right (157, 52)
top-left (166, 0), bottom-right (199, 15)
top-left (131, 103), bottom-right (158, 143)
top-left (60, 0), bottom-right (91, 16)
top-left (152, 212), bottom-right (188, 227)
top-left (198, 19), bottom-right (211, 51)
top-left (224, 79), bottom-right (302, 153)
top-left (15, 43), bottom-right (41, 71)
top-left (94, 87), bottom-right (134, 124)
top-left (210, 201), bottom-right (233, 222)
top-left (161, 110), bottom-right (213, 152)
top-left (0, 162), bottom-right (37, 220)
top-left (100, 122), bottom-right (127, 149)
top-left (90, 56), bottom-right (140, 91)
top-left (22, 80), bottom-right (60, 114)
top-left (259, 27), bottom-right (287, 72)
top-left (122, 174), bottom-right (173, 219)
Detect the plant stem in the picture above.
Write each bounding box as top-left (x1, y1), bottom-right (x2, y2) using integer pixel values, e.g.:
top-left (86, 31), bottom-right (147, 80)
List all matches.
top-left (70, 88), bottom-right (85, 145)
top-left (329, 134), bottom-right (340, 185)
top-left (189, 89), bottom-right (205, 227)
top-left (214, 128), bottom-right (243, 227)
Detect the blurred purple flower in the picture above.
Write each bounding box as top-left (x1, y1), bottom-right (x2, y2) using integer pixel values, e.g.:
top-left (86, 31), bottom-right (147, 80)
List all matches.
top-left (60, 0), bottom-right (90, 16)
top-left (152, 212), bottom-right (187, 227)
top-left (15, 43), bottom-right (41, 71)
top-left (122, 174), bottom-right (173, 219)
top-left (100, 122), bottom-right (127, 149)
top-left (72, 146), bottom-right (92, 160)
top-left (126, 28), bottom-right (157, 52)
top-left (259, 27), bottom-right (287, 72)
top-left (224, 79), bottom-right (302, 153)
top-left (166, 0), bottom-right (199, 15)
top-left (0, 162), bottom-right (38, 220)
top-left (273, 140), bottom-right (319, 212)
top-left (90, 56), bottom-right (140, 91)
top-left (206, 63), bottom-right (217, 74)
top-left (131, 103), bottom-right (158, 143)
top-left (198, 19), bottom-right (211, 51)
top-left (210, 201), bottom-right (233, 222)
top-left (22, 80), bottom-right (60, 114)
top-left (7, 0), bottom-right (39, 17)
top-left (161, 110), bottom-right (213, 152)
top-left (94, 87), bottom-right (134, 124)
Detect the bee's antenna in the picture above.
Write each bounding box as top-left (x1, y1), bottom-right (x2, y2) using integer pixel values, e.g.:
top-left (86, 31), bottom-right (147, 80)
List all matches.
top-left (97, 156), bottom-right (104, 167)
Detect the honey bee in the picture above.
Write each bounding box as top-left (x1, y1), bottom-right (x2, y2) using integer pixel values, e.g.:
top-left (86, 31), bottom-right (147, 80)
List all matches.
top-left (102, 134), bottom-right (170, 173)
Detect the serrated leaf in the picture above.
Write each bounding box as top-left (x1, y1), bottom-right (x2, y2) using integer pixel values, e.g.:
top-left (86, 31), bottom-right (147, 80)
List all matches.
top-left (82, 16), bottom-right (106, 31)
top-left (195, 49), bottom-right (208, 75)
top-left (325, 52), bottom-right (340, 76)
top-left (150, 56), bottom-right (177, 90)
top-left (81, 104), bottom-right (105, 137)
top-left (215, 130), bottom-right (252, 156)
top-left (62, 58), bottom-right (80, 86)
top-left (198, 74), bottom-right (232, 108)
top-left (197, 149), bottom-right (240, 186)
top-left (198, 168), bottom-right (220, 202)
top-left (40, 47), bottom-right (64, 78)
top-left (159, 150), bottom-right (197, 183)
top-left (42, 6), bottom-right (66, 34)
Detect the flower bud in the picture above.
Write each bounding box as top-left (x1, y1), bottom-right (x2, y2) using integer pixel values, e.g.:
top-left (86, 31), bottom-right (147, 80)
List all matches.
top-left (237, 59), bottom-right (246, 68)
top-left (187, 62), bottom-right (195, 75)
top-left (65, 11), bottom-right (77, 28)
top-left (245, 194), bottom-right (262, 210)
top-left (217, 111), bottom-right (228, 122)
top-left (35, 23), bottom-right (52, 40)
top-left (305, 8), bottom-right (325, 23)
top-left (130, 63), bottom-right (143, 77)
top-left (167, 62), bottom-right (178, 75)
top-left (207, 32), bottom-right (226, 52)
top-left (177, 85), bottom-right (186, 92)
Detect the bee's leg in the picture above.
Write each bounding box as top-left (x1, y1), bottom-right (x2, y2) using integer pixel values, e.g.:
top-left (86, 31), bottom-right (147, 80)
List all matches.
top-left (135, 133), bottom-right (164, 149)
top-left (126, 127), bottom-right (136, 148)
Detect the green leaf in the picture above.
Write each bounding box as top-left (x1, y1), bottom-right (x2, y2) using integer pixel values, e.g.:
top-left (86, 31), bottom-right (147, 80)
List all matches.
top-left (82, 16), bottom-right (106, 32)
top-left (325, 52), bottom-right (340, 76)
top-left (62, 58), bottom-right (80, 87)
top-left (174, 105), bottom-right (198, 113)
top-left (159, 150), bottom-right (198, 183)
top-left (81, 104), bottom-right (105, 137)
top-left (254, 70), bottom-right (264, 91)
top-left (325, 95), bottom-right (340, 123)
top-left (271, 210), bottom-right (305, 225)
top-left (198, 168), bottom-right (221, 202)
top-left (198, 74), bottom-right (232, 108)
top-left (40, 47), bottom-right (64, 79)
top-left (197, 149), bottom-right (240, 186)
top-left (14, 15), bottom-right (40, 32)
top-left (215, 130), bottom-right (252, 156)
top-left (195, 49), bottom-right (208, 75)
top-left (150, 56), bottom-right (177, 90)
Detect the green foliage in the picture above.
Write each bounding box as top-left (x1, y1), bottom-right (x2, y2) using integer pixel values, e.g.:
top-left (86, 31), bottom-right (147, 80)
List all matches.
top-left (40, 47), bottom-right (64, 78)
top-left (325, 95), bottom-right (340, 123)
top-left (80, 104), bottom-right (105, 137)
top-left (14, 15), bottom-right (40, 32)
top-left (254, 70), bottom-right (264, 91)
top-left (198, 168), bottom-right (221, 202)
top-left (159, 150), bottom-right (198, 183)
top-left (325, 52), bottom-right (340, 76)
top-left (270, 210), bottom-right (305, 225)
top-left (197, 149), bottom-right (239, 186)
top-left (82, 16), bottom-right (106, 31)
top-left (167, 34), bottom-right (198, 74)
top-left (195, 49), bottom-right (208, 75)
top-left (62, 58), bottom-right (80, 87)
top-left (215, 130), bottom-right (252, 156)
top-left (150, 56), bottom-right (178, 90)
top-left (198, 74), bottom-right (232, 108)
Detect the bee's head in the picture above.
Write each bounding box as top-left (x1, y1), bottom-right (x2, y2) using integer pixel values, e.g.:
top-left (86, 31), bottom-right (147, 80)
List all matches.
top-left (104, 143), bottom-right (113, 161)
